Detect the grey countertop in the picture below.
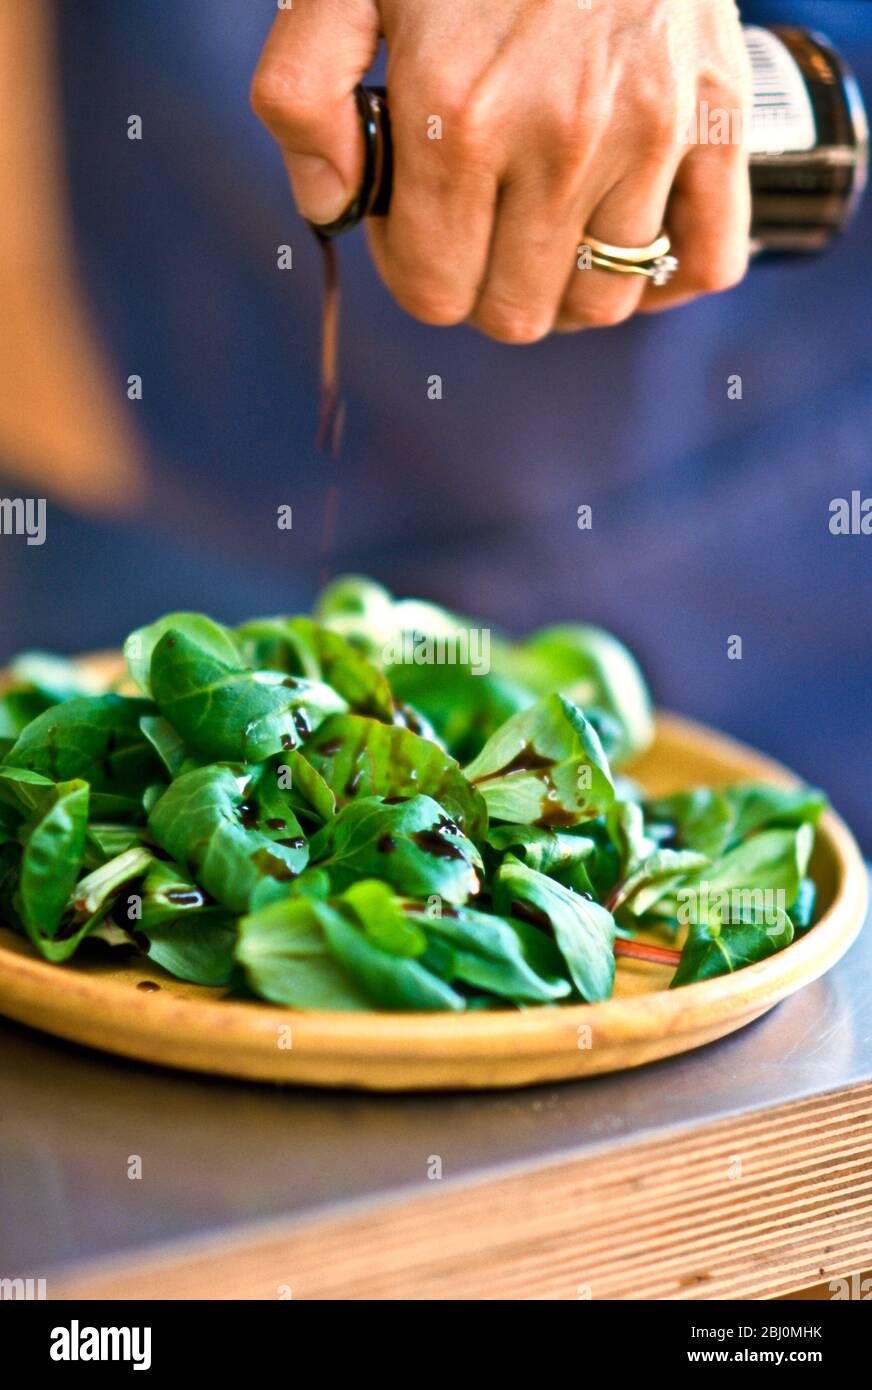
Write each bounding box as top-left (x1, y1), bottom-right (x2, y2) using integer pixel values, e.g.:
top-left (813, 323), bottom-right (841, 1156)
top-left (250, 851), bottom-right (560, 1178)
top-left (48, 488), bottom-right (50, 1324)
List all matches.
top-left (1, 877), bottom-right (870, 1280)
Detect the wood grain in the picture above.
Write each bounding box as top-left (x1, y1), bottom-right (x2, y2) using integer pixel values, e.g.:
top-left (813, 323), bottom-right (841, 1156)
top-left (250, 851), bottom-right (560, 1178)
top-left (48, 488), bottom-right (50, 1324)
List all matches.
top-left (53, 1080), bottom-right (872, 1300)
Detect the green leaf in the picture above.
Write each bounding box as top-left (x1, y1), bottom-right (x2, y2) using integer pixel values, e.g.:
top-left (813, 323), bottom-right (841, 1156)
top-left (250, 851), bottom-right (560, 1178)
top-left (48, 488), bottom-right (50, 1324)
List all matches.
top-left (236, 895), bottom-right (372, 1009)
top-left (489, 815), bottom-right (619, 902)
top-left (148, 765), bottom-right (309, 913)
top-left (318, 903), bottom-right (466, 1011)
top-left (463, 693), bottom-right (614, 827)
top-left (244, 762), bottom-right (308, 847)
top-left (486, 823), bottom-right (596, 876)
top-left (16, 780), bottom-right (89, 957)
top-left (682, 825), bottom-right (814, 912)
top-left (643, 788), bottom-right (733, 858)
top-left (144, 910), bottom-right (237, 986)
top-left (672, 908), bottom-right (794, 987)
top-left (386, 663), bottom-right (534, 764)
top-left (405, 900), bottom-right (571, 1004)
top-left (287, 618), bottom-right (395, 721)
top-left (58, 845), bottom-right (152, 955)
top-left (309, 794), bottom-right (482, 906)
top-left (150, 629), bottom-right (347, 762)
top-left (138, 858), bottom-right (208, 929)
top-left (84, 823), bottom-right (147, 867)
top-left (606, 800), bottom-right (658, 876)
top-left (139, 714), bottom-right (191, 778)
top-left (314, 574), bottom-right (396, 656)
top-left (0, 690), bottom-right (56, 754)
top-left (4, 694), bottom-right (161, 803)
top-left (278, 751), bottom-right (337, 823)
top-left (306, 713), bottom-right (487, 839)
top-left (69, 846), bottom-right (152, 917)
top-left (341, 879), bottom-right (427, 956)
top-left (124, 611), bottom-right (243, 697)
top-left (505, 624), bottom-right (654, 764)
top-left (493, 854), bottom-right (616, 1001)
top-left (0, 765), bottom-right (58, 817)
top-left (789, 877), bottom-right (817, 933)
top-left (722, 784), bottom-right (827, 844)
top-left (234, 616), bottom-right (322, 680)
top-left (249, 864), bottom-right (332, 911)
top-left (610, 848), bottom-right (710, 916)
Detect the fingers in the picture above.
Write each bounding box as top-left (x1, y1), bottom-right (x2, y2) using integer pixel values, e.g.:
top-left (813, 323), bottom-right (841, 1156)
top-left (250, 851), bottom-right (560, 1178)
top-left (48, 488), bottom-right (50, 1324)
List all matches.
top-left (250, 3), bottom-right (751, 332)
top-left (365, 76), bottom-right (499, 326)
top-left (554, 154), bottom-right (679, 331)
top-left (467, 168), bottom-right (591, 344)
top-left (250, 0), bottom-right (379, 225)
top-left (638, 137), bottom-right (751, 314)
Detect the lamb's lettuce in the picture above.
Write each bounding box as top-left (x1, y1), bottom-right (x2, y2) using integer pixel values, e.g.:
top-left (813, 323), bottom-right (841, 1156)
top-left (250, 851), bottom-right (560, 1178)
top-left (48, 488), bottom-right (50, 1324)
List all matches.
top-left (309, 794), bottom-right (482, 905)
top-left (149, 630), bottom-right (346, 762)
top-left (0, 578), bottom-right (830, 1006)
top-left (464, 693), bottom-right (614, 826)
top-left (306, 713), bottom-right (486, 837)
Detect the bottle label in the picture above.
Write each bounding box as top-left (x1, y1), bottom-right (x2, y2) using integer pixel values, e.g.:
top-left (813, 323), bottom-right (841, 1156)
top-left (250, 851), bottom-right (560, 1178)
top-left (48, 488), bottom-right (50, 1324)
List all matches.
top-left (744, 26), bottom-right (817, 156)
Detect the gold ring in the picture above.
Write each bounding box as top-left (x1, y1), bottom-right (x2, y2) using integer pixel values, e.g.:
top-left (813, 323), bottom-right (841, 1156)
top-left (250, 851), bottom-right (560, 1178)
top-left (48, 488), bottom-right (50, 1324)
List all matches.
top-left (579, 229), bottom-right (679, 287)
top-left (584, 232), bottom-right (673, 263)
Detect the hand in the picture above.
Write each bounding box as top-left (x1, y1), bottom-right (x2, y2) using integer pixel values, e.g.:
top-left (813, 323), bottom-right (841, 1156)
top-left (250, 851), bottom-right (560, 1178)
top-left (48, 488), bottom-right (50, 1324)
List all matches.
top-left (252, 0), bottom-right (752, 341)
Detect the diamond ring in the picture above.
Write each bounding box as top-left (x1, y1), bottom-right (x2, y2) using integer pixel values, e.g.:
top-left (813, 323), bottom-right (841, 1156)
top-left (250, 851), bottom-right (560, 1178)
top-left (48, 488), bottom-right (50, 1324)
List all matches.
top-left (581, 231), bottom-right (679, 287)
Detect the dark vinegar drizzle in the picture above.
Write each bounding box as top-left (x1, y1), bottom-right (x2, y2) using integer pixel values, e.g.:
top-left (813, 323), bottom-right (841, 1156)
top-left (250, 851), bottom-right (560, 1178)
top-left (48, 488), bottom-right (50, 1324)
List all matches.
top-left (471, 744), bottom-right (554, 785)
top-left (311, 86), bottom-right (392, 456)
top-left (315, 233), bottom-right (345, 457)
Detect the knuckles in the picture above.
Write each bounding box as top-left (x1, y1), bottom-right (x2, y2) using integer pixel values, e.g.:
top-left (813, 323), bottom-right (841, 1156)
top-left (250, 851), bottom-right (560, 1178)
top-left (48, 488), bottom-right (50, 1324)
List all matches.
top-left (630, 93), bottom-right (686, 161)
top-left (430, 83), bottom-right (505, 166)
top-left (536, 102), bottom-right (601, 172)
top-left (390, 284), bottom-right (473, 328)
top-left (697, 62), bottom-right (752, 121)
top-left (473, 300), bottom-right (553, 345)
top-left (563, 291), bottom-right (639, 330)
top-left (579, 299), bottom-right (637, 330)
top-left (250, 63), bottom-right (323, 134)
top-left (683, 246), bottom-right (750, 296)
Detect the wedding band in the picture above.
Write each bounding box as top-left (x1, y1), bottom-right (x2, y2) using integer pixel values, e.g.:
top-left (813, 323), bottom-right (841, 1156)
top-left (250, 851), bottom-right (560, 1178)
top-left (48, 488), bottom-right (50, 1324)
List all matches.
top-left (580, 230), bottom-right (679, 287)
top-left (585, 232), bottom-right (673, 263)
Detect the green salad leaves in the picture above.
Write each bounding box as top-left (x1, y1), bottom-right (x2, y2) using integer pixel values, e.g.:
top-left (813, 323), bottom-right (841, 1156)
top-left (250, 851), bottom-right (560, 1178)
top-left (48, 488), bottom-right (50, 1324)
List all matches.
top-left (0, 577), bottom-right (827, 1010)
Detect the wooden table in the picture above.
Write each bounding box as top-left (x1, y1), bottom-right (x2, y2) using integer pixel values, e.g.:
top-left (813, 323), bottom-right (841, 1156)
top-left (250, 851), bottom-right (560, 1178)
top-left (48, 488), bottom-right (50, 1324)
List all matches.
top-left (1, 876), bottom-right (870, 1301)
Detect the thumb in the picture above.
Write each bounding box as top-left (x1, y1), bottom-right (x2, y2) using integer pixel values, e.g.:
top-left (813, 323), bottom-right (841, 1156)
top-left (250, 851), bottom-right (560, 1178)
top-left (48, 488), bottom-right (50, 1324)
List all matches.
top-left (251, 0), bottom-right (379, 225)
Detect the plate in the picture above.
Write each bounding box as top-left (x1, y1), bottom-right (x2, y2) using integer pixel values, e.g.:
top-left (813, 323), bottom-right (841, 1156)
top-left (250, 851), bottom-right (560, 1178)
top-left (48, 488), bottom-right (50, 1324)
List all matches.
top-left (0, 684), bottom-right (865, 1089)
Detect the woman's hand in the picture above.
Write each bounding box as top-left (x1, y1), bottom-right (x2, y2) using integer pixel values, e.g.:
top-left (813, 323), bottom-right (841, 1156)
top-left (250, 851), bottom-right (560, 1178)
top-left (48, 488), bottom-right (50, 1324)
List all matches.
top-left (252, 0), bottom-right (751, 340)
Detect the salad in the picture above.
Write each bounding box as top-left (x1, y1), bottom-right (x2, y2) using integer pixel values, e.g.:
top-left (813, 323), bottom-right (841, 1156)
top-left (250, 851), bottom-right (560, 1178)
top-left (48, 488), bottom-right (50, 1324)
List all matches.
top-left (0, 577), bottom-right (825, 1011)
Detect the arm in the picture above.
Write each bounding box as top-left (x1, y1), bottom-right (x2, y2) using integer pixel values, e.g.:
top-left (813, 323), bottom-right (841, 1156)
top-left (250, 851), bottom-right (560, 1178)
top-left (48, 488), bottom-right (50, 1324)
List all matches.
top-left (0, 1), bottom-right (143, 509)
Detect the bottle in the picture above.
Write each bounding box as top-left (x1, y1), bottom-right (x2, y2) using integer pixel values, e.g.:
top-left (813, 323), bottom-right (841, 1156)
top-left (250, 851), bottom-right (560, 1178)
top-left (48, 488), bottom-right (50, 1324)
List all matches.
top-left (745, 27), bottom-right (868, 252)
top-left (317, 26), bottom-right (868, 255)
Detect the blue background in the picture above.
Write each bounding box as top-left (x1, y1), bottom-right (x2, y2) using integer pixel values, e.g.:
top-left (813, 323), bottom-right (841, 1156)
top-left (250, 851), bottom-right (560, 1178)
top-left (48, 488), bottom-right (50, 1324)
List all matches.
top-left (0, 0), bottom-right (869, 846)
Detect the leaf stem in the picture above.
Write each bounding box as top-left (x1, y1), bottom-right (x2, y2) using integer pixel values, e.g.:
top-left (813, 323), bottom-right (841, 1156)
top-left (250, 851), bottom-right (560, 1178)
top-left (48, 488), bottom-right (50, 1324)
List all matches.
top-left (614, 938), bottom-right (681, 967)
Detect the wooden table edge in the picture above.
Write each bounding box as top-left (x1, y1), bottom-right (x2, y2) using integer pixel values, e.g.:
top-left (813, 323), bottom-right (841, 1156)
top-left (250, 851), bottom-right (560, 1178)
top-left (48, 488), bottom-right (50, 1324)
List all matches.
top-left (49, 1077), bottom-right (872, 1301)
